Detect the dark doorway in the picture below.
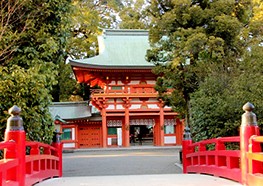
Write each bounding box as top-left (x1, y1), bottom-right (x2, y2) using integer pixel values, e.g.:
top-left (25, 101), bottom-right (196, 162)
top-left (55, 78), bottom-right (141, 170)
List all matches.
top-left (130, 125), bottom-right (153, 146)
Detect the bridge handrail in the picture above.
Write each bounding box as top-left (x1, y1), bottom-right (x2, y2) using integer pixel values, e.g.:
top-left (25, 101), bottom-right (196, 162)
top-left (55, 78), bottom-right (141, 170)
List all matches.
top-left (0, 140), bottom-right (62, 186)
top-left (0, 105), bottom-right (62, 186)
top-left (183, 102), bottom-right (263, 186)
top-left (187, 136), bottom-right (240, 148)
top-left (247, 135), bottom-right (263, 185)
top-left (26, 141), bottom-right (58, 154)
top-left (0, 140), bottom-right (18, 186)
top-left (24, 141), bottom-right (62, 186)
top-left (0, 140), bottom-right (16, 150)
top-left (184, 136), bottom-right (241, 182)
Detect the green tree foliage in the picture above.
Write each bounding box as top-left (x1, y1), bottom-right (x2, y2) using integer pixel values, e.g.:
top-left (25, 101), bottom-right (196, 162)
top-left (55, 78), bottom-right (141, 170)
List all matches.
top-left (146, 0), bottom-right (252, 125)
top-left (64, 0), bottom-right (123, 102)
top-left (0, 0), bottom-right (72, 142)
top-left (67, 0), bottom-right (102, 59)
top-left (0, 0), bottom-right (29, 63)
top-left (190, 65), bottom-right (240, 141)
top-left (0, 65), bottom-right (56, 142)
top-left (67, 0), bottom-right (121, 60)
top-left (190, 0), bottom-right (263, 141)
top-left (119, 0), bottom-right (150, 29)
top-left (190, 46), bottom-right (263, 141)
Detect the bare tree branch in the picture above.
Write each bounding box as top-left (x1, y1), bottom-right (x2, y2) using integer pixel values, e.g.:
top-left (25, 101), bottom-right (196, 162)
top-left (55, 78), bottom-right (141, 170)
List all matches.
top-left (0, 0), bottom-right (36, 64)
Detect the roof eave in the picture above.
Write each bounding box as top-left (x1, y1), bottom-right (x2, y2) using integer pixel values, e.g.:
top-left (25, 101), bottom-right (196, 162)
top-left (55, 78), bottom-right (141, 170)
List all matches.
top-left (70, 60), bottom-right (154, 70)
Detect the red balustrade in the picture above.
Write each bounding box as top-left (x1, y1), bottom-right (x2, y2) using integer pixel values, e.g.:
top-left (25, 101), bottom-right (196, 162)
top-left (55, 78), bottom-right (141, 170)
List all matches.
top-left (0, 141), bottom-right (18, 186)
top-left (130, 84), bottom-right (156, 94)
top-left (247, 136), bottom-right (263, 186)
top-left (183, 136), bottom-right (241, 182)
top-left (182, 102), bottom-right (263, 186)
top-left (0, 105), bottom-right (62, 186)
top-left (24, 141), bottom-right (62, 186)
top-left (0, 141), bottom-right (62, 186)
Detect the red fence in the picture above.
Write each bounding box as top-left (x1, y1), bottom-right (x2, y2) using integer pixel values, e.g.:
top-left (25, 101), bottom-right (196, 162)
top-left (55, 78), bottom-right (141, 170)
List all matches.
top-left (247, 136), bottom-right (263, 185)
top-left (183, 136), bottom-right (241, 182)
top-left (0, 106), bottom-right (62, 186)
top-left (182, 102), bottom-right (263, 186)
top-left (0, 141), bottom-right (18, 186)
top-left (24, 141), bottom-right (62, 186)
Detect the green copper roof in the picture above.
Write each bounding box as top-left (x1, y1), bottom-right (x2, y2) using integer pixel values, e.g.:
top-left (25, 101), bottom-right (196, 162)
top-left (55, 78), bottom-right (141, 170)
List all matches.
top-left (70, 29), bottom-right (154, 69)
top-left (49, 101), bottom-right (91, 120)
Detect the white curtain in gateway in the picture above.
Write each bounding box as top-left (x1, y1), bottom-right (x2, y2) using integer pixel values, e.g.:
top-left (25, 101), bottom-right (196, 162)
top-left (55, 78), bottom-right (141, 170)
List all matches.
top-left (130, 119), bottom-right (155, 126)
top-left (164, 119), bottom-right (176, 126)
top-left (107, 120), bottom-right (122, 127)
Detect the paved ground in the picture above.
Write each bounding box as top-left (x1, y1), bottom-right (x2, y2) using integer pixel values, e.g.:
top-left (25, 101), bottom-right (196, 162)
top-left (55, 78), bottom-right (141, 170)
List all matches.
top-left (62, 146), bottom-right (182, 177)
top-left (35, 146), bottom-right (242, 186)
top-left (36, 174), bottom-right (242, 186)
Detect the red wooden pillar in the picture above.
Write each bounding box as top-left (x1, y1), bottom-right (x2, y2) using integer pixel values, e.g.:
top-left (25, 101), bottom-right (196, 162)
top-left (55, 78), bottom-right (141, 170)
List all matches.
top-left (4, 106), bottom-right (25, 186)
top-left (101, 108), bottom-right (107, 148)
top-left (153, 118), bottom-right (160, 146)
top-left (158, 100), bottom-right (164, 146)
top-left (240, 102), bottom-right (260, 185)
top-left (75, 125), bottom-right (79, 148)
top-left (159, 106), bottom-right (164, 146)
top-left (93, 97), bottom-right (108, 148)
top-left (123, 98), bottom-right (131, 147)
top-left (176, 119), bottom-right (183, 145)
top-left (123, 107), bottom-right (130, 147)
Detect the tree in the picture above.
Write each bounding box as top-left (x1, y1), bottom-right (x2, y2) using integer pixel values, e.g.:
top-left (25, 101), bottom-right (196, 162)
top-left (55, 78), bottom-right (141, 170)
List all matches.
top-left (67, 0), bottom-right (121, 60)
top-left (0, 0), bottom-right (73, 142)
top-left (190, 65), bottom-right (240, 141)
top-left (0, 65), bottom-right (56, 142)
top-left (119, 0), bottom-right (150, 29)
top-left (190, 45), bottom-right (263, 141)
top-left (0, 0), bottom-right (34, 64)
top-left (61, 0), bottom-right (123, 102)
top-left (146, 0), bottom-right (252, 126)
top-left (190, 0), bottom-right (263, 141)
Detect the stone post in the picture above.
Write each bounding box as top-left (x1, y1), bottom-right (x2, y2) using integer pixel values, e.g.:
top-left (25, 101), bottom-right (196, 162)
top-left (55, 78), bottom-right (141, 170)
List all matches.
top-left (182, 125), bottom-right (192, 173)
top-left (240, 102), bottom-right (260, 185)
top-left (4, 105), bottom-right (25, 186)
top-left (51, 129), bottom-right (63, 177)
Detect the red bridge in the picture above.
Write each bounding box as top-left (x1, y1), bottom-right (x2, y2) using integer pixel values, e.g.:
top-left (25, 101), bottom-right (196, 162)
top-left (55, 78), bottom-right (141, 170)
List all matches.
top-left (0, 106), bottom-right (62, 186)
top-left (1, 103), bottom-right (263, 186)
top-left (182, 102), bottom-right (263, 186)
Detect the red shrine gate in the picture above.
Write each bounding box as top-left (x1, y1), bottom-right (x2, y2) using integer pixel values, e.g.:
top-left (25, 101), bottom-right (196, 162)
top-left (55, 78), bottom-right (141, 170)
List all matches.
top-left (68, 29), bottom-right (184, 149)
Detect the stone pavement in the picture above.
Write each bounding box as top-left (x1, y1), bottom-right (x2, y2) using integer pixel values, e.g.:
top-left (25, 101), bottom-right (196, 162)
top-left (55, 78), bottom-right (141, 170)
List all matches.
top-left (36, 146), bottom-right (242, 186)
top-left (64, 145), bottom-right (182, 153)
top-left (36, 174), bottom-right (242, 186)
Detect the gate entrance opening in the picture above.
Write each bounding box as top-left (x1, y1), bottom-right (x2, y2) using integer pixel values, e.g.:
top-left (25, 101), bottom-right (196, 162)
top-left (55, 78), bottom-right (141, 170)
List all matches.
top-left (130, 125), bottom-right (153, 146)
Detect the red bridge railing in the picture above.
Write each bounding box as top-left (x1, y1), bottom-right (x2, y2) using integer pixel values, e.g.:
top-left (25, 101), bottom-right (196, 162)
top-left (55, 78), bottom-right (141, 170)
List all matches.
top-left (0, 106), bottom-right (62, 186)
top-left (247, 136), bottom-right (263, 185)
top-left (182, 102), bottom-right (263, 186)
top-left (183, 136), bottom-right (241, 182)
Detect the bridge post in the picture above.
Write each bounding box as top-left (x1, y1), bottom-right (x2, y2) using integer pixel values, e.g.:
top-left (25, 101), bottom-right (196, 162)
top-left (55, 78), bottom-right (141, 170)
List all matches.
top-left (240, 102), bottom-right (260, 185)
top-left (4, 105), bottom-right (25, 186)
top-left (182, 126), bottom-right (192, 173)
top-left (52, 129), bottom-right (63, 177)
